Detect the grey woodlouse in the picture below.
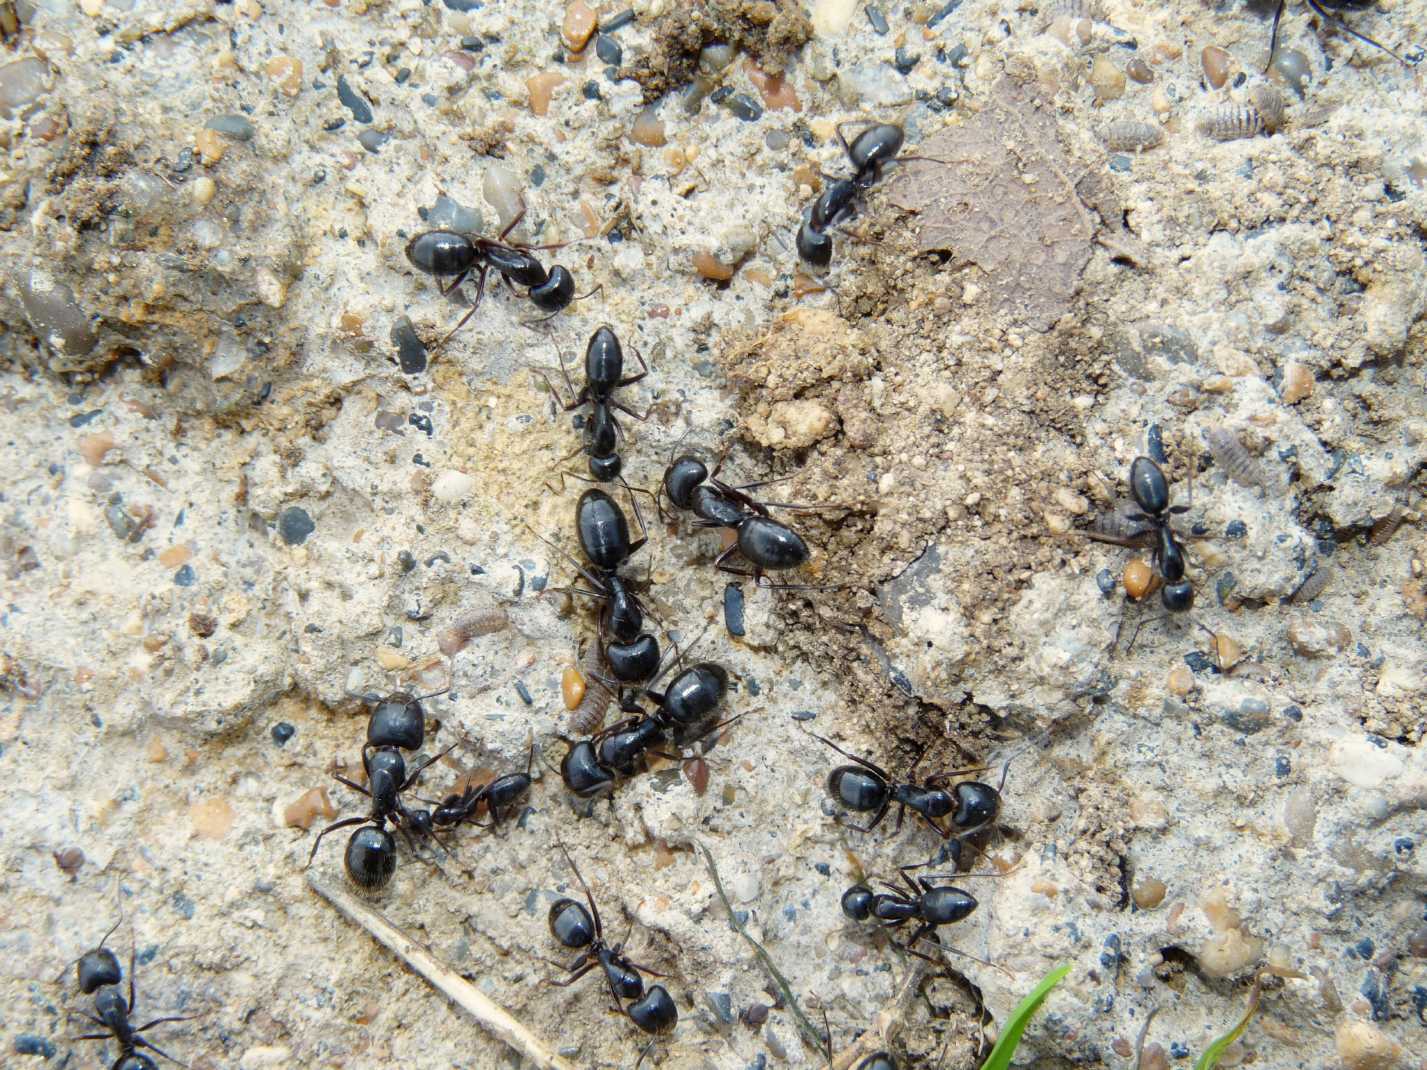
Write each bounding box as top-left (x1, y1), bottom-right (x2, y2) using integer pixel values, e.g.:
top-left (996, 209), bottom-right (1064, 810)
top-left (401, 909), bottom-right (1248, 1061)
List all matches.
top-left (1197, 86), bottom-right (1286, 142)
top-left (567, 642), bottom-right (614, 735)
top-left (1291, 564), bottom-right (1331, 604)
top-left (1102, 120), bottom-right (1163, 152)
top-left (1369, 504), bottom-right (1404, 546)
top-left (1205, 427), bottom-right (1283, 495)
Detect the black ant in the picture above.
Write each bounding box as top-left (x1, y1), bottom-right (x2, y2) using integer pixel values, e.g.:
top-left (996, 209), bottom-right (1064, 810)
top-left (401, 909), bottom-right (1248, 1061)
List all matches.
top-left (68, 920), bottom-right (196, 1069)
top-left (841, 864), bottom-right (992, 967)
top-left (796, 121), bottom-right (911, 269)
top-left (660, 453), bottom-right (825, 589)
top-left (812, 733), bottom-right (1001, 840)
top-left (1265, 0), bottom-right (1409, 70)
top-left (1082, 456), bottom-right (1195, 614)
top-left (546, 841), bottom-right (678, 1035)
top-left (427, 744), bottom-right (534, 834)
top-left (364, 685), bottom-right (449, 754)
top-left (559, 660), bottom-right (732, 798)
top-left (540, 325), bottom-right (650, 482)
top-left (537, 487), bottom-right (663, 686)
top-left (405, 201), bottom-right (600, 340)
top-left (306, 742), bottom-right (457, 889)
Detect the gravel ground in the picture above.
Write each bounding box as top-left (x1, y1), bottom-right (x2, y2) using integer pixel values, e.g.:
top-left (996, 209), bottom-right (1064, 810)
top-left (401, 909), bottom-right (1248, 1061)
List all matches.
top-left (1, 1), bottom-right (1425, 1069)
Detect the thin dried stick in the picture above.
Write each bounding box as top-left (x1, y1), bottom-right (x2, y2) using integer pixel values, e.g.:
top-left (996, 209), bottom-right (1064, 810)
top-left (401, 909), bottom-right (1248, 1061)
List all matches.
top-left (308, 874), bottom-right (578, 1070)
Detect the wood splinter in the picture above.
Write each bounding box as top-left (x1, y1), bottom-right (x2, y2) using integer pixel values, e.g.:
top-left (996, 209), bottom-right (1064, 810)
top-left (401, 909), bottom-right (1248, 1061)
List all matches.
top-left (307, 873), bottom-right (578, 1070)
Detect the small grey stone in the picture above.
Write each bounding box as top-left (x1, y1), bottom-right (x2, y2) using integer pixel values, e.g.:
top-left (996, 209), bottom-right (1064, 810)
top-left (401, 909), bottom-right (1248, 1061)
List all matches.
top-left (357, 129), bottom-right (390, 153)
top-left (204, 114), bottom-right (256, 141)
top-left (337, 75), bottom-right (374, 123)
top-left (595, 34), bottom-right (622, 66)
top-left (279, 506), bottom-right (316, 546)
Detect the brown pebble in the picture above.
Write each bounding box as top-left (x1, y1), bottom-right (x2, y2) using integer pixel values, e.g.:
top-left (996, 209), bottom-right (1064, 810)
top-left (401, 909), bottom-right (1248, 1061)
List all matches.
top-left (54, 846), bottom-right (85, 876)
top-left (1166, 665), bottom-right (1194, 697)
top-left (1123, 558), bottom-right (1155, 600)
top-left (189, 612), bottom-right (217, 637)
top-left (1141, 1043), bottom-right (1170, 1070)
top-left (562, 666), bottom-right (587, 710)
top-left (1407, 924), bottom-right (1427, 957)
top-left (79, 431), bottom-right (115, 466)
top-left (146, 737), bottom-right (168, 763)
top-left (1126, 57), bottom-right (1154, 84)
top-left (190, 797), bottom-right (236, 839)
top-left (684, 757), bottom-right (710, 795)
top-left (629, 106), bottom-right (666, 146)
top-left (1089, 56), bottom-right (1126, 103)
top-left (195, 126), bottom-right (227, 165)
top-left (652, 840), bottom-right (676, 869)
top-left (1281, 361), bottom-right (1314, 404)
top-left (1213, 632), bottom-right (1244, 671)
top-left (159, 544), bottom-right (193, 569)
top-left (1133, 876), bottom-right (1167, 908)
top-left (265, 55), bottom-right (303, 97)
top-left (444, 50), bottom-right (477, 72)
top-left (1335, 1018), bottom-right (1403, 1070)
top-left (562, 0), bottom-right (597, 52)
top-left (741, 1002), bottom-right (770, 1027)
top-left (745, 59), bottom-right (801, 111)
top-left (1112, 1038), bottom-right (1133, 1058)
top-left (694, 251), bottom-right (736, 281)
top-left (284, 787), bottom-right (337, 830)
top-left (526, 71), bottom-right (565, 116)
top-left (1201, 45), bottom-right (1234, 89)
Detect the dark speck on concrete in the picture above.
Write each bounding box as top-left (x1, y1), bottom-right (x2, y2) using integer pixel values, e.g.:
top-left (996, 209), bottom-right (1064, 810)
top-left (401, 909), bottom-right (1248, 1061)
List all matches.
top-left (442, 0), bottom-right (485, 13)
top-left (791, 710), bottom-right (816, 721)
top-left (1225, 520), bottom-right (1247, 539)
top-left (357, 129), bottom-right (390, 153)
top-left (173, 564), bottom-right (196, 587)
top-left (600, 8), bottom-right (635, 31)
top-left (866, 4), bottom-right (889, 34)
top-left (391, 316), bottom-right (428, 375)
top-left (279, 506), bottom-right (316, 546)
top-left (1283, 704), bottom-right (1302, 722)
top-left (1169, 1041), bottom-right (1189, 1059)
top-left (337, 76), bottom-right (374, 123)
top-left (726, 93), bottom-right (762, 121)
top-left (723, 584), bottom-right (745, 636)
top-left (814, 862), bottom-right (830, 876)
top-left (205, 114), bottom-right (256, 141)
top-left (1216, 572), bottom-right (1237, 606)
top-left (272, 722), bottom-right (295, 745)
top-left (14, 1035), bottom-right (56, 1057)
top-left (582, 80), bottom-right (602, 100)
top-left (894, 46), bottom-right (919, 74)
top-left (530, 163), bottom-right (546, 187)
top-left (1393, 837), bottom-right (1413, 855)
top-left (1184, 651), bottom-right (1218, 675)
top-left (171, 891), bottom-right (196, 919)
top-left (69, 408), bottom-right (104, 428)
top-left (707, 990), bottom-right (734, 1023)
top-left (1274, 754), bottom-right (1291, 776)
top-left (928, 0), bottom-right (962, 27)
top-left (1108, 154), bottom-right (1132, 172)
top-left (1096, 568), bottom-right (1116, 596)
top-left (595, 34), bottom-right (622, 65)
top-left (514, 680), bottom-right (533, 705)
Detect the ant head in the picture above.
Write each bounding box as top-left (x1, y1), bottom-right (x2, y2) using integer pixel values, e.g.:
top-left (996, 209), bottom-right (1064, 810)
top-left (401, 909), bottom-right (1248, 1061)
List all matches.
top-left (76, 946), bottom-right (122, 994)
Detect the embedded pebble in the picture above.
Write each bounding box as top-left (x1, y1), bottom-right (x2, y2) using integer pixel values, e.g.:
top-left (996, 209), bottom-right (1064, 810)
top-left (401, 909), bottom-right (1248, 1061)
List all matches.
top-left (1198, 927), bottom-right (1264, 977)
top-left (629, 106), bottom-right (667, 146)
top-left (594, 35), bottom-right (622, 66)
top-left (195, 127), bottom-right (228, 165)
top-left (693, 251), bottom-right (736, 281)
top-left (18, 270), bottom-right (96, 358)
top-left (562, 666), bottom-right (586, 710)
top-left (1201, 45), bottom-right (1234, 89)
top-left (191, 177), bottom-right (217, 206)
top-left (0, 56), bottom-right (50, 118)
top-left (1126, 57), bottom-right (1154, 84)
top-left (562, 1), bottom-right (597, 52)
top-left (1270, 48), bottom-right (1312, 96)
top-left (190, 797), bottom-right (237, 839)
top-left (391, 317), bottom-right (427, 374)
top-left (278, 507), bottom-right (315, 546)
top-left (205, 114), bottom-right (256, 141)
top-left (336, 75), bottom-right (373, 123)
top-left (1133, 877), bottom-right (1167, 909)
top-left (432, 470), bottom-right (476, 503)
top-left (526, 71), bottom-right (565, 116)
top-left (283, 788), bottom-right (337, 830)
top-left (266, 55), bottom-right (303, 96)
top-left (698, 43), bottom-right (737, 75)
top-left (1335, 1019), bottom-right (1403, 1070)
top-left (1281, 361), bottom-right (1313, 403)
top-left (482, 164), bottom-right (525, 233)
top-left (1089, 56), bottom-right (1126, 103)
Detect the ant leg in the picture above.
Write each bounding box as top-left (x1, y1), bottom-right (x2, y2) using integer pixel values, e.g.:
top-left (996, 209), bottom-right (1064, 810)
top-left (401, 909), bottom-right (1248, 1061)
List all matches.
top-left (332, 774), bottom-right (371, 796)
top-left (436, 268), bottom-right (470, 297)
top-left (806, 732), bottom-right (892, 779)
top-left (573, 282), bottom-right (604, 305)
top-left (834, 801), bottom-right (890, 835)
top-left (544, 961), bottom-right (598, 988)
top-left (834, 119), bottom-right (876, 165)
top-left (556, 838), bottom-right (605, 940)
top-left (135, 1014), bottom-right (201, 1032)
top-left (616, 345), bottom-right (650, 388)
top-left (439, 265), bottom-right (490, 344)
top-left (1304, 0), bottom-right (1407, 64)
top-left (609, 397), bottom-right (651, 422)
top-left (400, 741), bottom-right (461, 791)
top-left (617, 476), bottom-right (650, 557)
top-left (306, 816), bottom-right (370, 867)
top-left (498, 202), bottom-right (527, 243)
top-left (136, 1034), bottom-right (189, 1066)
top-left (128, 942), bottom-right (138, 1013)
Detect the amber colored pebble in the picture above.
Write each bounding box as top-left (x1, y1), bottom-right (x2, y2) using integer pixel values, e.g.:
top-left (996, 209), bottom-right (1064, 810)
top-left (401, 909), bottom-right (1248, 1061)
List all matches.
top-left (684, 757), bottom-right (710, 795)
top-left (562, 0), bottom-right (597, 52)
top-left (191, 797), bottom-right (237, 839)
top-left (1123, 558), bottom-right (1155, 600)
top-left (195, 126), bottom-right (227, 165)
top-left (693, 251), bottom-right (736, 281)
top-left (265, 55), bottom-right (303, 96)
top-left (284, 787), bottom-right (338, 830)
top-left (1201, 45), bottom-right (1233, 89)
top-left (1126, 57), bottom-right (1154, 84)
top-left (562, 666), bottom-right (587, 710)
top-left (526, 71), bottom-right (565, 116)
top-left (79, 430), bottom-right (115, 466)
top-left (629, 106), bottom-right (666, 146)
top-left (1134, 877), bottom-right (1167, 909)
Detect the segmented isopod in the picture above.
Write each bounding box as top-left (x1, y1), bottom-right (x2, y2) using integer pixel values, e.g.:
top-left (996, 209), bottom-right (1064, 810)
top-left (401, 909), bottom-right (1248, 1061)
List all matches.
top-left (1205, 427), bottom-right (1281, 495)
top-left (1197, 103), bottom-right (1267, 141)
top-left (1103, 120), bottom-right (1163, 152)
top-left (1369, 505), bottom-right (1404, 546)
top-left (567, 642), bottom-right (613, 734)
top-left (1292, 564), bottom-right (1331, 604)
top-left (1089, 498), bottom-right (1147, 541)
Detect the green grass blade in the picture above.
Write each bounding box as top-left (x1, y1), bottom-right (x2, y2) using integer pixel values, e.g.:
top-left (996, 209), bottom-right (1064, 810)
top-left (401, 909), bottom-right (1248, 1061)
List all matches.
top-left (979, 963), bottom-right (1071, 1070)
top-left (1192, 976), bottom-right (1263, 1070)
